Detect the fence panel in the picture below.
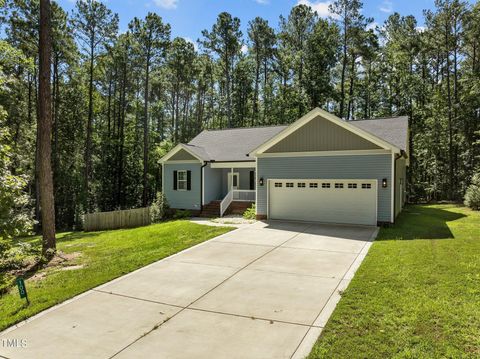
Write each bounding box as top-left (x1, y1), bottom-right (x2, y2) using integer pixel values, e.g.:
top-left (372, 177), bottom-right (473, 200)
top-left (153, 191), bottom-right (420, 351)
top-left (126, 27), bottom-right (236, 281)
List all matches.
top-left (84, 207), bottom-right (151, 231)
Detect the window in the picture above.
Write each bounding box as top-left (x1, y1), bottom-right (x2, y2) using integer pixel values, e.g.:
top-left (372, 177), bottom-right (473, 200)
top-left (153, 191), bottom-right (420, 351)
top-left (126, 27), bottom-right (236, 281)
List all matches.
top-left (297, 182), bottom-right (306, 188)
top-left (274, 182), bottom-right (282, 187)
top-left (177, 170), bottom-right (187, 190)
top-left (348, 183), bottom-right (357, 189)
top-left (362, 183), bottom-right (372, 189)
top-left (309, 183), bottom-right (318, 188)
top-left (322, 183), bottom-right (331, 188)
top-left (335, 183), bottom-right (344, 189)
top-left (286, 182), bottom-right (294, 188)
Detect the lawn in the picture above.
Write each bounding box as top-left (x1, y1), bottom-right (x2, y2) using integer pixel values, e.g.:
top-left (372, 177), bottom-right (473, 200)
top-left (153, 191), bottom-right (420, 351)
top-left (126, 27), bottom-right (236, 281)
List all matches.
top-left (0, 220), bottom-right (232, 331)
top-left (309, 204), bottom-right (480, 358)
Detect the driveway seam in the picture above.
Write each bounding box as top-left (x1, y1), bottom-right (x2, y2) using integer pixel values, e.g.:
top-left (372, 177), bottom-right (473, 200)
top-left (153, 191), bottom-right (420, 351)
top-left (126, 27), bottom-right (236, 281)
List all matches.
top-left (109, 223), bottom-right (314, 358)
top-left (187, 307), bottom-right (314, 328)
top-left (289, 227), bottom-right (378, 359)
top-left (93, 289), bottom-right (185, 309)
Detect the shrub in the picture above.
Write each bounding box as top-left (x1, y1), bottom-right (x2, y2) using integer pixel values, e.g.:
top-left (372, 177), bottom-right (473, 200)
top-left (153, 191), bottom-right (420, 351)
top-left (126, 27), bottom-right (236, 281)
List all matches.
top-left (173, 209), bottom-right (192, 219)
top-left (243, 204), bottom-right (256, 220)
top-left (464, 173), bottom-right (480, 210)
top-left (150, 192), bottom-right (169, 222)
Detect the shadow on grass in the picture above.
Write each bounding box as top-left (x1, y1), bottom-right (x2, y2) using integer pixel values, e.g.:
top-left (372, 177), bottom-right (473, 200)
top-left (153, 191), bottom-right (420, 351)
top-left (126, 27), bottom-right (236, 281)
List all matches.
top-left (376, 205), bottom-right (466, 241)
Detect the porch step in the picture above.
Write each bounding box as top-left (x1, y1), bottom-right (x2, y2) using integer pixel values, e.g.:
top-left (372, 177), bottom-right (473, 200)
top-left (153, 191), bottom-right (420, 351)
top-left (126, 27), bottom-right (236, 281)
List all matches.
top-left (200, 201), bottom-right (220, 217)
top-left (227, 201), bottom-right (254, 215)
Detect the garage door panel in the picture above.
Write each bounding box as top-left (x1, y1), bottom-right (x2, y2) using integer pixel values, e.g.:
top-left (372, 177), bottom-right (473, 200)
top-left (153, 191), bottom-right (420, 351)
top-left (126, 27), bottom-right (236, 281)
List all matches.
top-left (269, 180), bottom-right (377, 226)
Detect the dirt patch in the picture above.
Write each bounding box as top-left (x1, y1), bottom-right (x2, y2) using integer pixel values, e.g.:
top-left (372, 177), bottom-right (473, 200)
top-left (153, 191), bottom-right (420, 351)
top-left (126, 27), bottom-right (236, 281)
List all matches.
top-left (10, 251), bottom-right (83, 282)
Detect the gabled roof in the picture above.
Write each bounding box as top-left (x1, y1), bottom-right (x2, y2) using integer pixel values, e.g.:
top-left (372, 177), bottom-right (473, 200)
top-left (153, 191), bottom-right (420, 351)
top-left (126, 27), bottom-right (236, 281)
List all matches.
top-left (160, 108), bottom-right (409, 163)
top-left (250, 108), bottom-right (407, 156)
top-left (349, 116), bottom-right (408, 152)
top-left (188, 126), bottom-right (287, 161)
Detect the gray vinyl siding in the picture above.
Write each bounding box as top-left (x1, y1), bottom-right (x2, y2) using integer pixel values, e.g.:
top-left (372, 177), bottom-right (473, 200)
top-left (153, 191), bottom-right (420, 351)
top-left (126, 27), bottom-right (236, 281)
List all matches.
top-left (163, 163), bottom-right (201, 210)
top-left (395, 157), bottom-right (407, 217)
top-left (257, 154), bottom-right (393, 222)
top-left (169, 149), bottom-right (198, 161)
top-left (204, 164), bottom-right (223, 204)
top-left (265, 115), bottom-right (381, 153)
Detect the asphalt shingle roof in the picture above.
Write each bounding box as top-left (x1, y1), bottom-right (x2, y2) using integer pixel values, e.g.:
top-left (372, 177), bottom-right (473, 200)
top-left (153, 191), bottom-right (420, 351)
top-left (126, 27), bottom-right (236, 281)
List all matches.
top-left (349, 116), bottom-right (409, 151)
top-left (188, 126), bottom-right (287, 161)
top-left (186, 115), bottom-right (408, 161)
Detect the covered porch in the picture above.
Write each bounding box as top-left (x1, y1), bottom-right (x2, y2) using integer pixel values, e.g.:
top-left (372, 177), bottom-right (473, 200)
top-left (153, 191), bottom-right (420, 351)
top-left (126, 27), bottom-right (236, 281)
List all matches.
top-left (203, 162), bottom-right (256, 216)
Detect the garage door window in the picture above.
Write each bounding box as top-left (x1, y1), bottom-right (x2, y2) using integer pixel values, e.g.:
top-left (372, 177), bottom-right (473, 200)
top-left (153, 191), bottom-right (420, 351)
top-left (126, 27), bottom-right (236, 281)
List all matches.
top-left (322, 183), bottom-right (330, 188)
top-left (309, 183), bottom-right (318, 188)
top-left (362, 183), bottom-right (372, 189)
top-left (286, 182), bottom-right (294, 188)
top-left (348, 183), bottom-right (357, 189)
top-left (274, 182), bottom-right (282, 187)
top-left (334, 183), bottom-right (344, 189)
top-left (297, 183), bottom-right (306, 188)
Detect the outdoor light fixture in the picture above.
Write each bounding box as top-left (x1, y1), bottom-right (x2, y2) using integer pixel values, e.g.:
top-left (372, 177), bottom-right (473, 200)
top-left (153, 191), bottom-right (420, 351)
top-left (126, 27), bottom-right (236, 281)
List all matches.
top-left (382, 178), bottom-right (388, 188)
top-left (259, 177), bottom-right (264, 186)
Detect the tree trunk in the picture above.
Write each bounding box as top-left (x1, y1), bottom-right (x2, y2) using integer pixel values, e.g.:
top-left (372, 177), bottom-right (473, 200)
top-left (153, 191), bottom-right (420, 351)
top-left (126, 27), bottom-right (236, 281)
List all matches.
top-left (84, 40), bottom-right (95, 211)
top-left (142, 51), bottom-right (151, 207)
top-left (38, 0), bottom-right (56, 256)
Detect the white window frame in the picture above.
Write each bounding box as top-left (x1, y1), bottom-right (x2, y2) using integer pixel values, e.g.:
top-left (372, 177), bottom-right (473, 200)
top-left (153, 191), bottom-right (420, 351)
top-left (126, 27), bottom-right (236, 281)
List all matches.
top-left (177, 170), bottom-right (188, 191)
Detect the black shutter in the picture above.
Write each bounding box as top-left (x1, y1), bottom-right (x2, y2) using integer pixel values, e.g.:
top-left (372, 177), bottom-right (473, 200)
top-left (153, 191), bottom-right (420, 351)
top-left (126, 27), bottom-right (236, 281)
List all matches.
top-left (250, 171), bottom-right (254, 190)
top-left (173, 171), bottom-right (178, 190)
top-left (187, 170), bottom-right (192, 190)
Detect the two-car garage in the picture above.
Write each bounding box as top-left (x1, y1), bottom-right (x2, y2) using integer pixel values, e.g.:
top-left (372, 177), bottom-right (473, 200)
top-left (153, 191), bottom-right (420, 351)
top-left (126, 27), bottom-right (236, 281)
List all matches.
top-left (268, 179), bottom-right (378, 226)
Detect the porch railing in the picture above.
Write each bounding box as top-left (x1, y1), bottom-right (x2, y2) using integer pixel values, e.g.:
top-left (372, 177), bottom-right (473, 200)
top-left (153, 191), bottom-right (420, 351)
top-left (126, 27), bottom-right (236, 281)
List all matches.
top-left (233, 190), bottom-right (255, 202)
top-left (220, 190), bottom-right (233, 217)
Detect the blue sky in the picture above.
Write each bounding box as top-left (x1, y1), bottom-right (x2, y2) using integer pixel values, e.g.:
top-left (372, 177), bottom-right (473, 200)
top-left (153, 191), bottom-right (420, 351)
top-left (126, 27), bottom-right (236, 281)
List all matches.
top-left (57, 0), bottom-right (448, 44)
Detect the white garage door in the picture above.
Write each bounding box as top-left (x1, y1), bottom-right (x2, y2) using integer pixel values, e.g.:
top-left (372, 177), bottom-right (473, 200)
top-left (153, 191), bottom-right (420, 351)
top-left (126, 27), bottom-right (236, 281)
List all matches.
top-left (268, 179), bottom-right (377, 226)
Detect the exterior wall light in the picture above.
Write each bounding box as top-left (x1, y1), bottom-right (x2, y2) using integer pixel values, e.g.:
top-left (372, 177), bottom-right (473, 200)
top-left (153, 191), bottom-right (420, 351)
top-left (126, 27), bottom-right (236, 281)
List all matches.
top-left (259, 177), bottom-right (264, 186)
top-left (382, 178), bottom-right (388, 188)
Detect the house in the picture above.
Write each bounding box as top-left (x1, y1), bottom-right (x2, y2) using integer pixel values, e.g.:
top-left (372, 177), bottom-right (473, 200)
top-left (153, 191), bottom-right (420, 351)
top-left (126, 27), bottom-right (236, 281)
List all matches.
top-left (160, 108), bottom-right (408, 226)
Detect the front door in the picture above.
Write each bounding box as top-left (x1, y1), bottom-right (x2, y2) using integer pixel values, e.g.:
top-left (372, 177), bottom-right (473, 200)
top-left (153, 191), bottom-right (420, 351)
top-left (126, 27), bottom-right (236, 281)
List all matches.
top-left (228, 172), bottom-right (239, 190)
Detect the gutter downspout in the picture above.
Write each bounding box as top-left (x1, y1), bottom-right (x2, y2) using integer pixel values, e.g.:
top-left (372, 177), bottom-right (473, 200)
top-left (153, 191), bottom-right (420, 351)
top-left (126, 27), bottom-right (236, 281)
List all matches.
top-left (200, 161), bottom-right (208, 212)
top-left (393, 152), bottom-right (402, 223)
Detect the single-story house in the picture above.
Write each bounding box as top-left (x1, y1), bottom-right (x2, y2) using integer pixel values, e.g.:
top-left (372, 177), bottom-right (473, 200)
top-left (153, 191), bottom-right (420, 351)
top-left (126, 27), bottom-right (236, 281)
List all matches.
top-left (160, 108), bottom-right (408, 226)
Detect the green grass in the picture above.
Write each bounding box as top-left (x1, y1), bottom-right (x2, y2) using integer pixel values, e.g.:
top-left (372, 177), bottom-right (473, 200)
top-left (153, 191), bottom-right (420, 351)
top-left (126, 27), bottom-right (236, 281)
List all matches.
top-left (0, 220), bottom-right (232, 331)
top-left (309, 204), bottom-right (480, 359)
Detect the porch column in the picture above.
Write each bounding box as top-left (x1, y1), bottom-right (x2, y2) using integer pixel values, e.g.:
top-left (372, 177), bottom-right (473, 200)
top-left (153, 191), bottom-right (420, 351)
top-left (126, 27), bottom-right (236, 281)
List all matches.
top-left (231, 168), bottom-right (233, 191)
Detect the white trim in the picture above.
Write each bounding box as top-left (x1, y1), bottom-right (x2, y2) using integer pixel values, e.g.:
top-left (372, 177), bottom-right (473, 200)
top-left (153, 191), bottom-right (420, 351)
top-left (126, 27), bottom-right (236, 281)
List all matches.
top-left (391, 152), bottom-right (395, 223)
top-left (201, 164), bottom-right (205, 205)
top-left (210, 161), bottom-right (255, 168)
top-left (256, 149), bottom-right (391, 158)
top-left (177, 170), bottom-right (188, 191)
top-left (255, 159), bottom-right (258, 216)
top-left (163, 160), bottom-right (200, 164)
top-left (161, 162), bottom-right (164, 194)
top-left (267, 178), bottom-right (378, 224)
top-left (159, 144), bottom-right (203, 163)
top-left (249, 108), bottom-right (402, 156)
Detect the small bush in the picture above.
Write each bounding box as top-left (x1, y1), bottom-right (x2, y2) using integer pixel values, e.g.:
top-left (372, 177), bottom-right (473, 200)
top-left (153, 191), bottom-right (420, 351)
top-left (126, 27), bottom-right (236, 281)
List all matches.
top-left (0, 239), bottom-right (40, 272)
top-left (464, 173), bottom-right (480, 210)
top-left (243, 204), bottom-right (256, 220)
top-left (173, 209), bottom-right (192, 219)
top-left (150, 192), bottom-right (169, 222)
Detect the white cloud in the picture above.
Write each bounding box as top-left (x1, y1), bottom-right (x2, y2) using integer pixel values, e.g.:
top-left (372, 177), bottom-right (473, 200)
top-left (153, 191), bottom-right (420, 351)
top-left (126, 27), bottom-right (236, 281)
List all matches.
top-left (153, 0), bottom-right (178, 10)
top-left (296, 0), bottom-right (338, 19)
top-left (416, 26), bottom-right (426, 33)
top-left (379, 0), bottom-right (393, 13)
top-left (241, 44), bottom-right (248, 54)
top-left (184, 37), bottom-right (198, 51)
top-left (254, 0), bottom-right (269, 4)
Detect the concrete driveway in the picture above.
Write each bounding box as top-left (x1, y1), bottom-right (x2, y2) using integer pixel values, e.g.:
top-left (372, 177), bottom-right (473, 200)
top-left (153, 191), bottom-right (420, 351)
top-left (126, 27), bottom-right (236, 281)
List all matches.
top-left (1, 221), bottom-right (377, 359)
